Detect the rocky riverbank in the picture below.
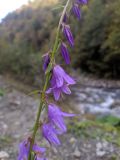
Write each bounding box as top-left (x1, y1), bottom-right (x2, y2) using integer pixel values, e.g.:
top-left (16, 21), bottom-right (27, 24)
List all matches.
top-left (0, 75), bottom-right (120, 160)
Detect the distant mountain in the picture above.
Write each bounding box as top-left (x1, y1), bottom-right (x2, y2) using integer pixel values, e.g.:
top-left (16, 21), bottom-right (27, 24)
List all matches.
top-left (28, 0), bottom-right (59, 7)
top-left (0, 0), bottom-right (119, 80)
top-left (0, 0), bottom-right (60, 80)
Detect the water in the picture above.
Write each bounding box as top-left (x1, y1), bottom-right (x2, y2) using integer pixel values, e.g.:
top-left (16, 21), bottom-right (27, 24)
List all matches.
top-left (69, 86), bottom-right (120, 118)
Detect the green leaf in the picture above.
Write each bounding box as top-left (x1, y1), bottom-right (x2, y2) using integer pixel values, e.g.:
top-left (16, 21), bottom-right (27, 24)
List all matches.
top-left (52, 5), bottom-right (64, 11)
top-left (0, 89), bottom-right (5, 97)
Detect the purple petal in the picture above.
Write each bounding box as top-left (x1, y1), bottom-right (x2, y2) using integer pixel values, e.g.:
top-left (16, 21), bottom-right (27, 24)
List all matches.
top-left (60, 42), bottom-right (70, 64)
top-left (61, 84), bottom-right (71, 94)
top-left (72, 4), bottom-right (81, 20)
top-left (62, 112), bottom-right (76, 117)
top-left (53, 117), bottom-right (67, 132)
top-left (63, 25), bottom-right (74, 47)
top-left (54, 65), bottom-right (76, 85)
top-left (43, 53), bottom-right (50, 72)
top-left (42, 123), bottom-right (61, 146)
top-left (63, 73), bottom-right (76, 85)
top-left (33, 144), bottom-right (46, 153)
top-left (35, 157), bottom-right (47, 160)
top-left (53, 65), bottom-right (64, 87)
top-left (18, 140), bottom-right (30, 160)
top-left (48, 104), bottom-right (67, 132)
top-left (63, 13), bottom-right (67, 23)
top-left (46, 88), bottom-right (52, 94)
top-left (53, 88), bottom-right (61, 101)
top-left (76, 0), bottom-right (88, 4)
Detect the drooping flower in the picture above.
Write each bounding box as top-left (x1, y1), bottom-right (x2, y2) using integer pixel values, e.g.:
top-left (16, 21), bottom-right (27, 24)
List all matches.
top-left (51, 65), bottom-right (75, 88)
top-left (46, 65), bottom-right (76, 100)
top-left (72, 4), bottom-right (81, 20)
top-left (42, 53), bottom-right (50, 71)
top-left (18, 139), bottom-right (47, 160)
top-left (42, 123), bottom-right (61, 146)
top-left (62, 24), bottom-right (74, 47)
top-left (47, 83), bottom-right (72, 100)
top-left (76, 0), bottom-right (88, 4)
top-left (33, 144), bottom-right (46, 160)
top-left (48, 103), bottom-right (75, 132)
top-left (48, 84), bottom-right (71, 100)
top-left (63, 13), bottom-right (68, 23)
top-left (60, 42), bottom-right (70, 64)
top-left (18, 140), bottom-right (30, 160)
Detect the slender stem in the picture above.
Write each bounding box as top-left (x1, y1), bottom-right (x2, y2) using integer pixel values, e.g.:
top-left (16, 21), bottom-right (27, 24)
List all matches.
top-left (51, 0), bottom-right (71, 60)
top-left (28, 0), bottom-right (71, 159)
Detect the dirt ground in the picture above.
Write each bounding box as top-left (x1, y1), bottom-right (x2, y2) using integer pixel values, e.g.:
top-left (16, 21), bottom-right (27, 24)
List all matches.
top-left (0, 75), bottom-right (120, 160)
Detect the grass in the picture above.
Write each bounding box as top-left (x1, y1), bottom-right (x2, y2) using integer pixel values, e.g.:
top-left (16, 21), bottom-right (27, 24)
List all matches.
top-left (68, 116), bottom-right (120, 146)
top-left (0, 135), bottom-right (13, 148)
top-left (0, 88), bottom-right (5, 96)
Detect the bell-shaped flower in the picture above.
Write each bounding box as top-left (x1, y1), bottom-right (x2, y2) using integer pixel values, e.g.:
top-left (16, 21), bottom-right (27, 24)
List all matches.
top-left (63, 13), bottom-right (68, 23)
top-left (42, 123), bottom-right (61, 146)
top-left (48, 103), bottom-right (75, 132)
top-left (18, 139), bottom-right (46, 160)
top-left (62, 24), bottom-right (74, 47)
top-left (60, 42), bottom-right (70, 64)
top-left (46, 65), bottom-right (76, 100)
top-left (72, 4), bottom-right (81, 20)
top-left (18, 140), bottom-right (30, 160)
top-left (47, 83), bottom-right (72, 101)
top-left (42, 53), bottom-right (50, 72)
top-left (51, 65), bottom-right (75, 88)
top-left (33, 144), bottom-right (46, 160)
top-left (77, 0), bottom-right (88, 4)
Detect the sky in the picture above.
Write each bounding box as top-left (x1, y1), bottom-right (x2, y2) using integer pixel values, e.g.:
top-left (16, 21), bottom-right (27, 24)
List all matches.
top-left (0, 0), bottom-right (29, 21)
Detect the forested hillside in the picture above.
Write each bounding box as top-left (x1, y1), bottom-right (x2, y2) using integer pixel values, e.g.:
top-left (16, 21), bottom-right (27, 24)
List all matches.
top-left (75, 0), bottom-right (120, 78)
top-left (0, 0), bottom-right (120, 82)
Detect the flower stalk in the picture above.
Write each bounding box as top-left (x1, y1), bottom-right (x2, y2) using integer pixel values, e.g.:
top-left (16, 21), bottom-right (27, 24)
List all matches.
top-left (18, 0), bottom-right (88, 159)
top-left (28, 0), bottom-right (71, 159)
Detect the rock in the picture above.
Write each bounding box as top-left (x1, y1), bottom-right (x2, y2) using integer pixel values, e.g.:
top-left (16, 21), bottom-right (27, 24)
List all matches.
top-left (96, 142), bottom-right (103, 150)
top-left (73, 148), bottom-right (81, 158)
top-left (96, 142), bottom-right (106, 157)
top-left (100, 96), bottom-right (114, 108)
top-left (0, 151), bottom-right (9, 160)
top-left (96, 150), bottom-right (106, 157)
top-left (52, 147), bottom-right (58, 154)
top-left (69, 137), bottom-right (76, 144)
top-left (102, 140), bottom-right (108, 148)
top-left (111, 107), bottom-right (120, 118)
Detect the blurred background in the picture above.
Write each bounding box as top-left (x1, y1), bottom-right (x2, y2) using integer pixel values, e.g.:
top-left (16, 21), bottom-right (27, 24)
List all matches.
top-left (0, 0), bottom-right (120, 160)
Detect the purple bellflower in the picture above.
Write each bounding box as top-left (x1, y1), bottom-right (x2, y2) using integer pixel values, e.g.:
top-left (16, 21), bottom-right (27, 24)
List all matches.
top-left (77, 0), bottom-right (88, 4)
top-left (43, 53), bottom-right (50, 71)
top-left (63, 24), bottom-right (74, 47)
top-left (18, 140), bottom-right (30, 160)
top-left (63, 13), bottom-right (68, 23)
top-left (47, 83), bottom-right (72, 101)
top-left (46, 65), bottom-right (76, 100)
top-left (18, 140), bottom-right (46, 160)
top-left (18, 0), bottom-right (88, 159)
top-left (60, 42), bottom-right (70, 64)
top-left (51, 65), bottom-right (75, 88)
top-left (48, 103), bottom-right (75, 132)
top-left (72, 4), bottom-right (81, 20)
top-left (42, 123), bottom-right (61, 146)
top-left (33, 144), bottom-right (46, 160)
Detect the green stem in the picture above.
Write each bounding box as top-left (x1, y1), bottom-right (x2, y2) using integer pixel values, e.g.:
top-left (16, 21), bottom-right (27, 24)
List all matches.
top-left (28, 0), bottom-right (71, 159)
